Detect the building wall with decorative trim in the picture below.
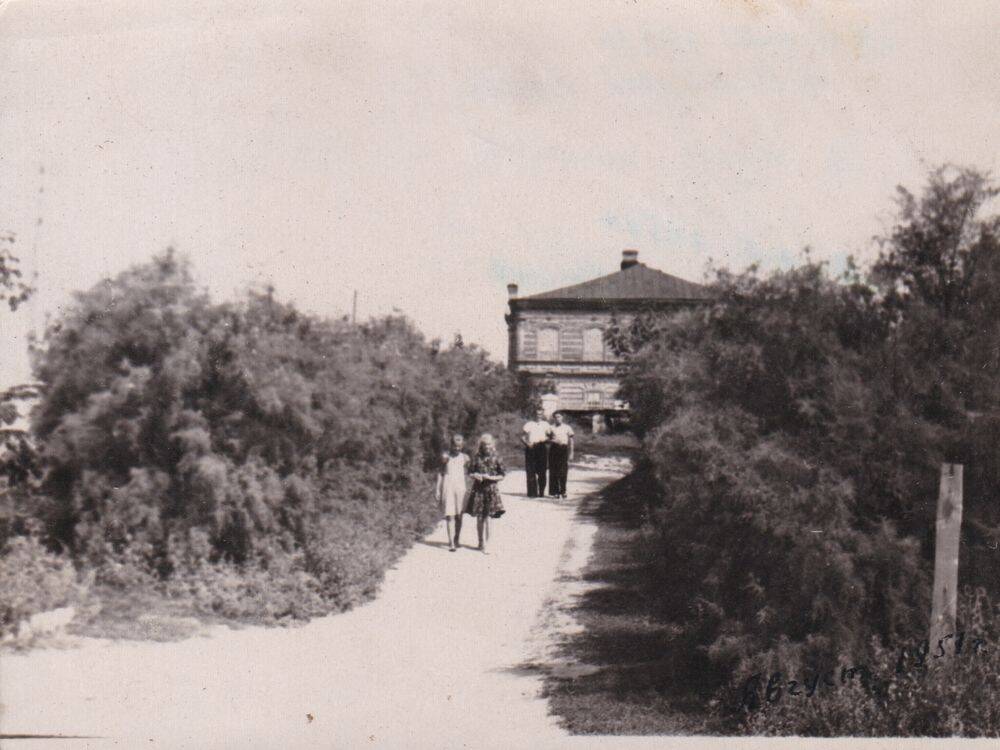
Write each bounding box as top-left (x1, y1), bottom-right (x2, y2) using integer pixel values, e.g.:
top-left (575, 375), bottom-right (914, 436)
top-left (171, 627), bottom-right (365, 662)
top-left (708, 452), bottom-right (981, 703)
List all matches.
top-left (506, 308), bottom-right (632, 412)
top-left (505, 250), bottom-right (713, 415)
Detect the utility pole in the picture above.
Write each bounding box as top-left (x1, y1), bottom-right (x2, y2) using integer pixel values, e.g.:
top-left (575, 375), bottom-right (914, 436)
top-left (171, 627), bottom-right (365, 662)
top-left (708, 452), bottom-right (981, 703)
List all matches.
top-left (352, 290), bottom-right (358, 325)
top-left (930, 463), bottom-right (963, 646)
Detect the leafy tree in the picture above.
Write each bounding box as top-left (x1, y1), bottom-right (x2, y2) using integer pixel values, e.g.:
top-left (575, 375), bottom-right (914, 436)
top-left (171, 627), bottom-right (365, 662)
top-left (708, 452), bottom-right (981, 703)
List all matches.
top-left (15, 249), bottom-right (527, 619)
top-left (0, 231), bottom-right (34, 312)
top-left (873, 166), bottom-right (1000, 321)
top-left (0, 232), bottom-right (38, 538)
top-left (871, 166), bottom-right (1000, 418)
top-left (616, 262), bottom-right (929, 687)
top-left (611, 166), bottom-right (1000, 721)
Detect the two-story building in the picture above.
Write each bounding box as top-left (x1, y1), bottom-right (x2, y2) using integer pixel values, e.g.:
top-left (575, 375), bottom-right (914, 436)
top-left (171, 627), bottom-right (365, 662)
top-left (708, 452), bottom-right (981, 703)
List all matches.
top-left (505, 249), bottom-right (711, 424)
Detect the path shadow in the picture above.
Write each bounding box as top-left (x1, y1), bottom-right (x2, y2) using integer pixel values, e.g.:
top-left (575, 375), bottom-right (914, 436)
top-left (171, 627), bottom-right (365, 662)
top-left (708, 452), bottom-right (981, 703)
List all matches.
top-left (521, 470), bottom-right (718, 734)
top-left (415, 540), bottom-right (454, 552)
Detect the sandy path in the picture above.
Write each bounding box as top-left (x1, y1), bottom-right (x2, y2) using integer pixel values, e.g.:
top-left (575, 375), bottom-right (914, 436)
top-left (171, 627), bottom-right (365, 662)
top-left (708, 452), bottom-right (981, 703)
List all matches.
top-left (1, 464), bottom-right (626, 749)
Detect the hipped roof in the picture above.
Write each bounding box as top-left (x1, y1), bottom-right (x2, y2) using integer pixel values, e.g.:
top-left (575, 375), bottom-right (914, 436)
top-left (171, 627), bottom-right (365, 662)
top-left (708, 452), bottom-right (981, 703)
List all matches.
top-left (523, 263), bottom-right (711, 302)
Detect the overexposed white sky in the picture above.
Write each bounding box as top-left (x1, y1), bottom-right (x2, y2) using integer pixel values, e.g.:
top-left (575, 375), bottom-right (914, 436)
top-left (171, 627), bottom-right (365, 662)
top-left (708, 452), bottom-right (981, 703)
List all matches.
top-left (1, 0), bottom-right (997, 387)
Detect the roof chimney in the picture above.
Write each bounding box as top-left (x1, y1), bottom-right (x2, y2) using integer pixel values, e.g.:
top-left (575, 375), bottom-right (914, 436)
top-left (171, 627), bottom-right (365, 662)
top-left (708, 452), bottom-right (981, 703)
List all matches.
top-left (507, 282), bottom-right (519, 298)
top-left (620, 249), bottom-right (639, 270)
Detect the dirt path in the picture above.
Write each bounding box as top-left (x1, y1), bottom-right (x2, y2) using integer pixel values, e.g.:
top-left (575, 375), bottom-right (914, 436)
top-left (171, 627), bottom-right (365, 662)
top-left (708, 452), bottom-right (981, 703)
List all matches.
top-left (1, 463), bottom-right (628, 749)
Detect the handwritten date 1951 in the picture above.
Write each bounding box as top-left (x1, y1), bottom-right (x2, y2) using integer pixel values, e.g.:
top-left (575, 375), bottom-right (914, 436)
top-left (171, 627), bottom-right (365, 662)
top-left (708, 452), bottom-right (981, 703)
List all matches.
top-left (738, 633), bottom-right (987, 712)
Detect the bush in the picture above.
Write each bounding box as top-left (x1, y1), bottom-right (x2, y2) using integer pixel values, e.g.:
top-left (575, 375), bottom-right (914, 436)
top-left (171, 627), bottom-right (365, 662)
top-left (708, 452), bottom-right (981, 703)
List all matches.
top-left (0, 536), bottom-right (80, 637)
top-left (638, 402), bottom-right (928, 687)
top-left (3, 250), bottom-right (529, 625)
top-left (735, 590), bottom-right (1000, 736)
top-left (166, 557), bottom-right (329, 623)
top-left (610, 167), bottom-right (1000, 735)
top-left (613, 263), bottom-right (936, 694)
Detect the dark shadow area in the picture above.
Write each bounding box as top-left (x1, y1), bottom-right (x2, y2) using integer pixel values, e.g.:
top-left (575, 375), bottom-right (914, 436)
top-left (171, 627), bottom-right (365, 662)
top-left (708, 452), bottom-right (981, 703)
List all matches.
top-left (539, 470), bottom-right (721, 736)
top-left (415, 539), bottom-right (455, 551)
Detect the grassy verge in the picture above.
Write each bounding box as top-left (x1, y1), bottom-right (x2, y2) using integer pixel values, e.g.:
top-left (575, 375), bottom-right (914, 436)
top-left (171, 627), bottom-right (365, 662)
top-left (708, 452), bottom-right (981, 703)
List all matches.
top-left (3, 485), bottom-right (444, 649)
top-left (543, 470), bottom-right (718, 735)
top-left (68, 587), bottom-right (214, 642)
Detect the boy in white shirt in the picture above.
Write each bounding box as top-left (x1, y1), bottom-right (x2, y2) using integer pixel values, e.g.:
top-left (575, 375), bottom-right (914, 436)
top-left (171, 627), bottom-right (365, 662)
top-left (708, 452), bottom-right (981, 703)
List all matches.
top-left (547, 412), bottom-right (574, 498)
top-left (521, 408), bottom-right (552, 497)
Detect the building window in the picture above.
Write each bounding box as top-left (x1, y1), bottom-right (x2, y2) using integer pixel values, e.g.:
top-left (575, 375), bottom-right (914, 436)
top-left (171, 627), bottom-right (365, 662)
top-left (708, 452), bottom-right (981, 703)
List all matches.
top-left (557, 383), bottom-right (584, 406)
top-left (520, 327), bottom-right (537, 360)
top-left (559, 329), bottom-right (583, 361)
top-left (537, 328), bottom-right (559, 360)
top-left (586, 391), bottom-right (602, 406)
top-left (583, 327), bottom-right (604, 361)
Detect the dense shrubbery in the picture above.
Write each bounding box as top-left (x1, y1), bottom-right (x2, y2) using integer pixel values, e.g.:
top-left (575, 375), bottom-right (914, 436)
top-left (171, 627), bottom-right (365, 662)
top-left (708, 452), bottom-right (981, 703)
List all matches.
top-left (0, 251), bottom-right (528, 632)
top-left (609, 167), bottom-right (1000, 734)
top-left (0, 535), bottom-right (80, 637)
top-left (739, 589), bottom-right (1000, 737)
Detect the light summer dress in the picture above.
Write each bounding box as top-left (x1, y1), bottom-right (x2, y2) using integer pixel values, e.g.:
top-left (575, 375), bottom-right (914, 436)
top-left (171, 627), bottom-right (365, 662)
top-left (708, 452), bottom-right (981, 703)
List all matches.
top-left (440, 451), bottom-right (469, 517)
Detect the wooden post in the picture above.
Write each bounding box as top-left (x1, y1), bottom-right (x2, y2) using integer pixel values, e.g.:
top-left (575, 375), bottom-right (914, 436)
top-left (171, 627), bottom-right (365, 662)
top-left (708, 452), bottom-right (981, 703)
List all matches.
top-left (930, 463), bottom-right (963, 645)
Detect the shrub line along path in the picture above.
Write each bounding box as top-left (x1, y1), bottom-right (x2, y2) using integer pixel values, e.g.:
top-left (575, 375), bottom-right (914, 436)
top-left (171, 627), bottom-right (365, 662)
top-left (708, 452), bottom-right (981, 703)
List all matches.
top-left (0, 460), bottom-right (662, 750)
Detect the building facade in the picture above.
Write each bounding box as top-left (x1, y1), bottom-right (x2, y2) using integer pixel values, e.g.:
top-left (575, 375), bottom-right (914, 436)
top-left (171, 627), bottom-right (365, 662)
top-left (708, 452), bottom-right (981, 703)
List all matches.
top-left (505, 250), bottom-right (711, 416)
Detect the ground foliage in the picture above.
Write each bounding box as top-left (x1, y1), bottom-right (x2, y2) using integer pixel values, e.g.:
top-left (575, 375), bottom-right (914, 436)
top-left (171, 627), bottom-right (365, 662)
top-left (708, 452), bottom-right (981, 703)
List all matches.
top-left (0, 250), bottom-right (530, 631)
top-left (606, 166), bottom-right (1000, 735)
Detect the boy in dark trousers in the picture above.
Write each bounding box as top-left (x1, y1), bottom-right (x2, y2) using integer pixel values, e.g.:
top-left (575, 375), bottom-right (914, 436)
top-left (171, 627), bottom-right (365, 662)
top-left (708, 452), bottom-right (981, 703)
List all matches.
top-left (547, 411), bottom-right (574, 498)
top-left (521, 407), bottom-right (551, 497)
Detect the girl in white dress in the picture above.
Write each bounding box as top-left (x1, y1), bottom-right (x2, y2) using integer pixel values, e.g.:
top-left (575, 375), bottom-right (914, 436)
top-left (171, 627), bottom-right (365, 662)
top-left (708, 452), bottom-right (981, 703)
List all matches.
top-left (436, 434), bottom-right (469, 551)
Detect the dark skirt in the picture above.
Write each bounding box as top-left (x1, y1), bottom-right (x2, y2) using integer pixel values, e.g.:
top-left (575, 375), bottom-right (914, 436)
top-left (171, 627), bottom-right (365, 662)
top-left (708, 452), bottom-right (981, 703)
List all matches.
top-left (466, 481), bottom-right (505, 518)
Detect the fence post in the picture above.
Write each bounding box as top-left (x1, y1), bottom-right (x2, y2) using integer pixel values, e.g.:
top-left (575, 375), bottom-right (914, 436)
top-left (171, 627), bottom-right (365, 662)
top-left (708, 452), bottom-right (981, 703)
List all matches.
top-left (930, 463), bottom-right (963, 646)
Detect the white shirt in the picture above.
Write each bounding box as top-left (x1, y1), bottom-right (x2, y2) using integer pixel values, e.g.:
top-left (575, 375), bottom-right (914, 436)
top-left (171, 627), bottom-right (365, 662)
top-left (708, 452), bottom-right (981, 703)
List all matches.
top-left (523, 420), bottom-right (551, 446)
top-left (549, 424), bottom-right (574, 445)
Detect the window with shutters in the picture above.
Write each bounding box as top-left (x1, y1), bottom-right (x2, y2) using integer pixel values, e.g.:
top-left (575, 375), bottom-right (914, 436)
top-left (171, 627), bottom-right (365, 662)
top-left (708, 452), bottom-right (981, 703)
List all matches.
top-left (536, 328), bottom-right (559, 360)
top-left (560, 329), bottom-right (583, 361)
top-left (582, 327), bottom-right (604, 361)
top-left (520, 327), bottom-right (537, 360)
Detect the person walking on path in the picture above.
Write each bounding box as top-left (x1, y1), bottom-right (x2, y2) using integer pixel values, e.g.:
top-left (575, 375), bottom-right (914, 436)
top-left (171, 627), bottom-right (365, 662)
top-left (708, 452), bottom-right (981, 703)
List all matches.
top-left (436, 433), bottom-right (469, 551)
top-left (522, 408), bottom-right (552, 497)
top-left (466, 433), bottom-right (506, 554)
top-left (547, 412), bottom-right (574, 498)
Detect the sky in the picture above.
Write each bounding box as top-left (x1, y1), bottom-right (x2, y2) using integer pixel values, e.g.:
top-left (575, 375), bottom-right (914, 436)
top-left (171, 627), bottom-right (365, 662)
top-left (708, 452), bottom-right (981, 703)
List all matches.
top-left (1, 0), bottom-right (997, 388)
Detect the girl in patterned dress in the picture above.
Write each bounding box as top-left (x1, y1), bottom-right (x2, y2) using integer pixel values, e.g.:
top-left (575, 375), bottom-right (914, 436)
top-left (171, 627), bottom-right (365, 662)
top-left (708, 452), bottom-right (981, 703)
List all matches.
top-left (466, 433), bottom-right (506, 554)
top-left (436, 434), bottom-right (469, 551)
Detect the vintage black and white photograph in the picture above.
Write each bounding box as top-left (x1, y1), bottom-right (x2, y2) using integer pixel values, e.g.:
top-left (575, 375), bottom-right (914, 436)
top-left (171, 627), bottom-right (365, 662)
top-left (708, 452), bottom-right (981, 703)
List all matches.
top-left (1, 1), bottom-right (998, 747)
